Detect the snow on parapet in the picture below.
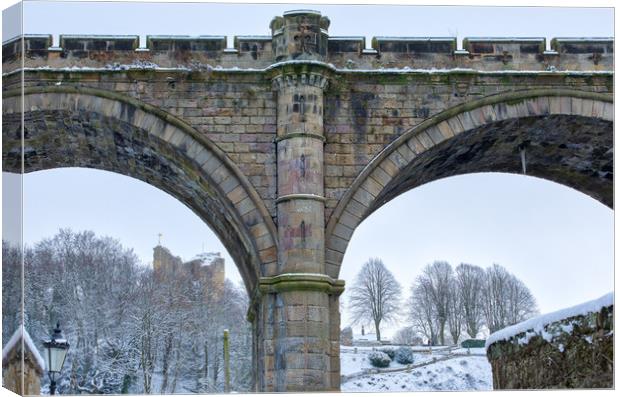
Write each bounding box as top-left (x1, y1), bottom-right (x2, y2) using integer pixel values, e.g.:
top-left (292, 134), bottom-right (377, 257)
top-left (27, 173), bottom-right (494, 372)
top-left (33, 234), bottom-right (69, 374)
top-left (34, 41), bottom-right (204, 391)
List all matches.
top-left (2, 328), bottom-right (46, 371)
top-left (485, 292), bottom-right (614, 350)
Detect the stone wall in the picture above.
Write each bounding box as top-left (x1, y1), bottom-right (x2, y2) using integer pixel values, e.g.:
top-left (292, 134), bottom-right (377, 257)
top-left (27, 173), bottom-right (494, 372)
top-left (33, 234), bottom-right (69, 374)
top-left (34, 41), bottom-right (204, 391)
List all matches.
top-left (486, 296), bottom-right (613, 389)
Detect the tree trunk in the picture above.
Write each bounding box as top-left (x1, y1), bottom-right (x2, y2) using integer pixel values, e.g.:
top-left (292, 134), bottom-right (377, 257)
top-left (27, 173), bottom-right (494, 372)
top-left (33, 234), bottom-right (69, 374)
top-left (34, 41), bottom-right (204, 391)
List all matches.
top-left (212, 349), bottom-right (219, 388)
top-left (204, 341), bottom-right (209, 385)
top-left (450, 329), bottom-right (460, 345)
top-left (374, 320), bottom-right (381, 341)
top-left (439, 321), bottom-right (445, 345)
top-left (170, 345), bottom-right (180, 393)
top-left (160, 333), bottom-right (173, 393)
top-left (467, 323), bottom-right (477, 339)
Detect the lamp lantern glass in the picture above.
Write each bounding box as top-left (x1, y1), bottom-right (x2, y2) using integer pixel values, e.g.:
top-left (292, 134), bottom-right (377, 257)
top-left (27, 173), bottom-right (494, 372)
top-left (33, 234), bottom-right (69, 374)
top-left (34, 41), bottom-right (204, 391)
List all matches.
top-left (43, 323), bottom-right (70, 375)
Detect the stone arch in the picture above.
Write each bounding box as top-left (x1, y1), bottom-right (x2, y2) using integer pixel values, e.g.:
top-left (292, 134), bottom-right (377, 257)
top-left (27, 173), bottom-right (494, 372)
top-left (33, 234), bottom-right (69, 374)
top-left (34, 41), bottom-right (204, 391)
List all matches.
top-left (325, 89), bottom-right (613, 279)
top-left (2, 86), bottom-right (278, 293)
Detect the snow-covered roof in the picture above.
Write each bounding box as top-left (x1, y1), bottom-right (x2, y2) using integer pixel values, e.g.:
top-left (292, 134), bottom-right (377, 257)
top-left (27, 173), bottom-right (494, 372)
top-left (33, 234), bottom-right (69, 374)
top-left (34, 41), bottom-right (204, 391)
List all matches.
top-left (552, 37), bottom-right (613, 42)
top-left (283, 9), bottom-right (321, 16)
top-left (374, 36), bottom-right (455, 42)
top-left (235, 35), bottom-right (272, 41)
top-left (464, 37), bottom-right (545, 42)
top-left (2, 328), bottom-right (46, 371)
top-left (147, 35), bottom-right (226, 40)
top-left (486, 292), bottom-right (614, 349)
top-left (3, 34), bottom-right (51, 45)
top-left (60, 35), bottom-right (138, 39)
top-left (329, 36), bottom-right (365, 41)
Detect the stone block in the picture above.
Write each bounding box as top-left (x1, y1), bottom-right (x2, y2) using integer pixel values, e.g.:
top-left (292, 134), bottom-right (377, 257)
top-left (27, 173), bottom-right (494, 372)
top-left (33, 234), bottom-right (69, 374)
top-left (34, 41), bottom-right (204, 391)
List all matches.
top-left (570, 97), bottom-right (583, 116)
top-left (591, 99), bottom-right (606, 118)
top-left (436, 120), bottom-right (456, 139)
top-left (259, 247), bottom-right (277, 264)
top-left (343, 197), bottom-right (367, 219)
top-left (425, 126), bottom-right (446, 145)
top-left (338, 210), bottom-right (361, 230)
top-left (307, 305), bottom-right (327, 322)
top-left (361, 176), bottom-right (384, 198)
top-left (286, 305), bottom-right (306, 321)
top-left (327, 234), bottom-right (348, 254)
top-left (415, 130), bottom-right (435, 149)
top-left (332, 223), bottom-right (354, 241)
top-left (285, 322), bottom-right (328, 338)
top-left (227, 185), bottom-right (248, 204)
top-left (580, 98), bottom-right (595, 118)
top-left (352, 186), bottom-right (375, 207)
top-left (395, 140), bottom-right (417, 163)
top-left (602, 102), bottom-right (613, 121)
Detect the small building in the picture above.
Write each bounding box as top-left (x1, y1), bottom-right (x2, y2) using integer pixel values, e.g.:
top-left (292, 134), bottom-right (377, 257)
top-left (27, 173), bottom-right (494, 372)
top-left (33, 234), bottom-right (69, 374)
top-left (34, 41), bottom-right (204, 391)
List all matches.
top-left (351, 326), bottom-right (384, 346)
top-left (2, 328), bottom-right (45, 395)
top-left (340, 326), bottom-right (353, 346)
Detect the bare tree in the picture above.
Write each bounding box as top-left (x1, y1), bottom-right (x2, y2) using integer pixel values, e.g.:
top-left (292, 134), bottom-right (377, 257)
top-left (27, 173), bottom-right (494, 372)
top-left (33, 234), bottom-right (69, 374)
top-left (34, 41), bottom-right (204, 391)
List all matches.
top-left (418, 261), bottom-right (453, 345)
top-left (455, 263), bottom-right (485, 338)
top-left (505, 274), bottom-right (538, 325)
top-left (408, 279), bottom-right (438, 345)
top-left (348, 258), bottom-right (402, 341)
top-left (446, 277), bottom-right (462, 345)
top-left (482, 264), bottom-right (538, 333)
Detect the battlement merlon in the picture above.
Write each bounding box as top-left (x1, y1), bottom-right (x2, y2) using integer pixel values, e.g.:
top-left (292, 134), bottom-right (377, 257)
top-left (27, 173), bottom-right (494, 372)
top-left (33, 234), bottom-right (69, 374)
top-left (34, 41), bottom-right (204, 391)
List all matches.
top-left (1, 10), bottom-right (614, 73)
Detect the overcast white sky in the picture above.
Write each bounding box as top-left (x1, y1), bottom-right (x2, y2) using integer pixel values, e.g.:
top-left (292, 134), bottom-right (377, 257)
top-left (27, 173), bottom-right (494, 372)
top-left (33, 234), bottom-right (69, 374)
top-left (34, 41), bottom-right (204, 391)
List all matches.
top-left (1, 0), bottom-right (615, 336)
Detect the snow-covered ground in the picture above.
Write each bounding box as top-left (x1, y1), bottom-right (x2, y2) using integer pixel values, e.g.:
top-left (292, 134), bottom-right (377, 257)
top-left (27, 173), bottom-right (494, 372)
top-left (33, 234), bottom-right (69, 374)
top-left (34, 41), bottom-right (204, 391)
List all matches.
top-left (341, 355), bottom-right (493, 392)
top-left (451, 347), bottom-right (486, 355)
top-left (341, 346), bottom-right (423, 376)
top-left (340, 345), bottom-right (461, 376)
top-left (340, 345), bottom-right (491, 391)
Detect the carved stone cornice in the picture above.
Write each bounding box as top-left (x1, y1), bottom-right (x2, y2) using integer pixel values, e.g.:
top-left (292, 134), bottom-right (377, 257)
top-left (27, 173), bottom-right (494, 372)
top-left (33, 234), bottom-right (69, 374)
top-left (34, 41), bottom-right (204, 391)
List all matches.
top-left (271, 71), bottom-right (329, 91)
top-left (246, 273), bottom-right (345, 321)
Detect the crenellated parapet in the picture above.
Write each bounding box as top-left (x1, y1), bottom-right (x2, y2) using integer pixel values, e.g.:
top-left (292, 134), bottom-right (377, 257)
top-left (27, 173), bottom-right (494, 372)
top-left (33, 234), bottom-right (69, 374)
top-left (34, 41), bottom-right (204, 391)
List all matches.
top-left (2, 10), bottom-right (613, 74)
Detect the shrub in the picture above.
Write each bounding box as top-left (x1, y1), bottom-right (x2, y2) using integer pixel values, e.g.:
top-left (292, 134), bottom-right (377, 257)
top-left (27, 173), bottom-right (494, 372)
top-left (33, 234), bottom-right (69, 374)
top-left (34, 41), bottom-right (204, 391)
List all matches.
top-left (461, 339), bottom-right (486, 348)
top-left (394, 346), bottom-right (414, 364)
top-left (368, 351), bottom-right (391, 368)
top-left (380, 346), bottom-right (396, 360)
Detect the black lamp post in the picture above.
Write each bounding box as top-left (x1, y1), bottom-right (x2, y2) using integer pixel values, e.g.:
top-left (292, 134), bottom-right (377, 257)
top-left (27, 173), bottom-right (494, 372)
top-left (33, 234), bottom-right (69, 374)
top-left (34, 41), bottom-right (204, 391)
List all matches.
top-left (43, 323), bottom-right (70, 395)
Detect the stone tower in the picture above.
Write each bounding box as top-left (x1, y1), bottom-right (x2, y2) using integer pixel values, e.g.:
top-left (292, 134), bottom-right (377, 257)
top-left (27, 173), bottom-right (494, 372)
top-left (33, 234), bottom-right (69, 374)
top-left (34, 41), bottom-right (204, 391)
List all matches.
top-left (250, 10), bottom-right (343, 392)
top-left (270, 10), bottom-right (330, 61)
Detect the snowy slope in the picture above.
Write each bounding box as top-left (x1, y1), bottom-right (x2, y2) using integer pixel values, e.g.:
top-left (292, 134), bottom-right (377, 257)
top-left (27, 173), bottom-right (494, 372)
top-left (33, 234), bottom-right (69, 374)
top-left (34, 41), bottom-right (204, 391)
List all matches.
top-left (341, 346), bottom-right (430, 376)
top-left (341, 356), bottom-right (492, 392)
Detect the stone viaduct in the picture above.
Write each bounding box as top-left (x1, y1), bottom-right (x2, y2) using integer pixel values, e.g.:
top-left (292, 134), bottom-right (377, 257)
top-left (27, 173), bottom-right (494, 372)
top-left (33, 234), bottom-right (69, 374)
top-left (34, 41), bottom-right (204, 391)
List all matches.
top-left (2, 10), bottom-right (613, 392)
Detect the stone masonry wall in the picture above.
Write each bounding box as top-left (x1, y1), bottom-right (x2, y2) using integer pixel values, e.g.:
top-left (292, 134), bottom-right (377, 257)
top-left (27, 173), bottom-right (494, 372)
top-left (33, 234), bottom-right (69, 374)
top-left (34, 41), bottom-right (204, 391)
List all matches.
top-left (486, 302), bottom-right (613, 389)
top-left (3, 69), bottom-right (611, 227)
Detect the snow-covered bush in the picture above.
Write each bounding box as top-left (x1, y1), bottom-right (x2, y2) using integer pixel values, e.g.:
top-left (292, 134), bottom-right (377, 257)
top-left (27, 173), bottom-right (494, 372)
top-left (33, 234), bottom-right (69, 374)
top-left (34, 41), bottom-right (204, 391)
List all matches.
top-left (394, 347), bottom-right (414, 364)
top-left (380, 347), bottom-right (396, 360)
top-left (368, 351), bottom-right (391, 368)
